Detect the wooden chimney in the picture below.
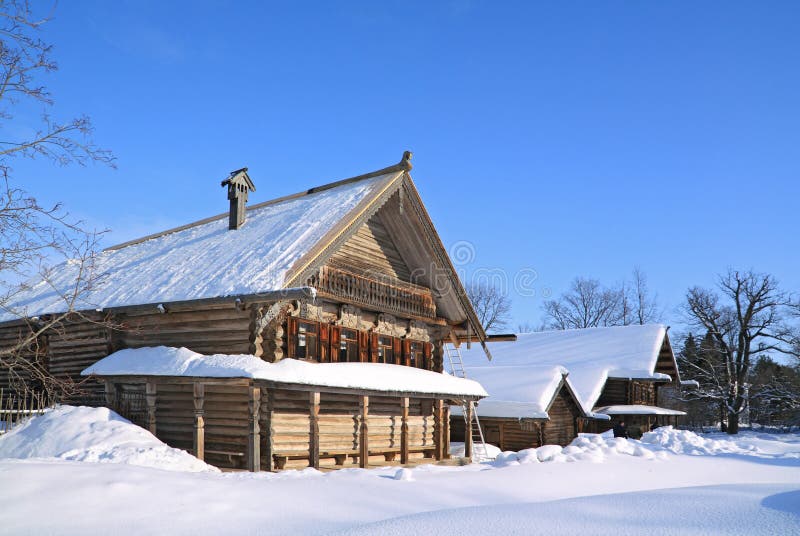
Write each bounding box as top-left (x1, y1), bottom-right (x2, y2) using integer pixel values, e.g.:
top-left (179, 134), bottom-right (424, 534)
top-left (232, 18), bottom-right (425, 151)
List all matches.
top-left (221, 168), bottom-right (256, 230)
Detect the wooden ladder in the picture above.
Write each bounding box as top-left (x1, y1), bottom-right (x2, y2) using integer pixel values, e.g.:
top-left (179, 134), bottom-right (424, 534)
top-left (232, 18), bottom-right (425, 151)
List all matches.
top-left (445, 344), bottom-right (493, 461)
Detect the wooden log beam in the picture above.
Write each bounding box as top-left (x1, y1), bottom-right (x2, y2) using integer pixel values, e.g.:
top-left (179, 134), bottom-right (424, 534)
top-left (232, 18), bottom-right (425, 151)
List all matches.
top-left (434, 399), bottom-right (444, 461)
top-left (145, 382), bottom-right (157, 436)
top-left (248, 385), bottom-right (261, 472)
top-left (309, 391), bottom-right (320, 469)
top-left (443, 405), bottom-right (451, 460)
top-left (359, 395), bottom-right (369, 469)
top-left (400, 397), bottom-right (409, 465)
top-left (464, 400), bottom-right (474, 460)
top-left (193, 382), bottom-right (205, 461)
top-left (104, 381), bottom-right (117, 407)
top-left (261, 389), bottom-right (274, 472)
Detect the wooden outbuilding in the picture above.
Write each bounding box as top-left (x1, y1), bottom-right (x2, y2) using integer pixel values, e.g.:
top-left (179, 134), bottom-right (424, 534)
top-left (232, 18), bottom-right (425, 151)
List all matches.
top-left (455, 324), bottom-right (686, 446)
top-left (449, 365), bottom-right (587, 451)
top-left (0, 152), bottom-right (492, 470)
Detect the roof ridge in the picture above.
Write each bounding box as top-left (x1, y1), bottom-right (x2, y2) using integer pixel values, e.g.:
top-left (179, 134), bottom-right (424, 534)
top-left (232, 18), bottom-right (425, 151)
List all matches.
top-left (105, 156), bottom-right (411, 252)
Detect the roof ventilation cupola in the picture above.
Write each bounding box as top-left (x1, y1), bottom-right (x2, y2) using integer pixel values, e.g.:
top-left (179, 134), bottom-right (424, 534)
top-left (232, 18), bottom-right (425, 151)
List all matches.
top-left (220, 167), bottom-right (256, 230)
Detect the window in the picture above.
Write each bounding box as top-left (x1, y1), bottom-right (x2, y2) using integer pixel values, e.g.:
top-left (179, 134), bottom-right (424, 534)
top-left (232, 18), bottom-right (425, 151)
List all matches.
top-left (340, 328), bottom-right (359, 362)
top-left (407, 341), bottom-right (421, 368)
top-left (376, 336), bottom-right (394, 364)
top-left (294, 320), bottom-right (318, 360)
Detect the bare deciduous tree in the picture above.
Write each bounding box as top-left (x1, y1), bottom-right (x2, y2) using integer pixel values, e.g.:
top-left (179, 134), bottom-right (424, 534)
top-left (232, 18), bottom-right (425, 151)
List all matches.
top-left (683, 269), bottom-right (799, 434)
top-left (543, 269), bottom-right (661, 330)
top-left (466, 282), bottom-right (512, 333)
top-left (542, 277), bottom-right (624, 329)
top-left (0, 1), bottom-right (114, 400)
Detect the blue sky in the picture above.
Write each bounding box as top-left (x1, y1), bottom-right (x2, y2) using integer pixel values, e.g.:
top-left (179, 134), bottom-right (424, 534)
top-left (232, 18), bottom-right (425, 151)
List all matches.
top-left (12, 1), bottom-right (800, 332)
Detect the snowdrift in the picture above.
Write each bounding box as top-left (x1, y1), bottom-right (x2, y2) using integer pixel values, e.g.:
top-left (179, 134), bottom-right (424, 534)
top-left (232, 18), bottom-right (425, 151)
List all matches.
top-left (0, 405), bottom-right (215, 473)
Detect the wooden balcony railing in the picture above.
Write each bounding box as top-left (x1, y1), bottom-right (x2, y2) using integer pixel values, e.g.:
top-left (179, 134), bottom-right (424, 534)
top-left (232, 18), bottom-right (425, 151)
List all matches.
top-left (308, 266), bottom-right (437, 320)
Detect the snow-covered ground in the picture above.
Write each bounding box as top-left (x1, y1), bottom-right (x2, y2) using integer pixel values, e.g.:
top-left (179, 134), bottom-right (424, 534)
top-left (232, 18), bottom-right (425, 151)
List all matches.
top-left (0, 406), bottom-right (798, 535)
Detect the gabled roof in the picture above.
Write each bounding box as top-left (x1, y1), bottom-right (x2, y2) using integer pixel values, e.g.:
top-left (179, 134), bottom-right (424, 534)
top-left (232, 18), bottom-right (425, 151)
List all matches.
top-left (458, 324), bottom-right (677, 415)
top-left (1, 154), bottom-right (486, 343)
top-left (453, 364), bottom-right (585, 420)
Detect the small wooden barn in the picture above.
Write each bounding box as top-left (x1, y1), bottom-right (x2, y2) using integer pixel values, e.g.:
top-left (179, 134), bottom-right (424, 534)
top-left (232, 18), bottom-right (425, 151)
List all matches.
top-left (455, 324), bottom-right (686, 445)
top-left (0, 152), bottom-right (493, 470)
top-left (449, 364), bottom-right (587, 451)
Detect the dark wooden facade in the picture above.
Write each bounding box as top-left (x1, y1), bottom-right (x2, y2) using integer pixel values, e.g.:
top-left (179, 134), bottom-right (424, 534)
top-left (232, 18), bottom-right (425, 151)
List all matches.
top-left (451, 382), bottom-right (585, 451)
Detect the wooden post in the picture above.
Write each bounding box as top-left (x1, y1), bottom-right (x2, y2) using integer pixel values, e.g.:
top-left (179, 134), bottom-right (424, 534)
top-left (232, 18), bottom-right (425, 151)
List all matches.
top-left (309, 391), bottom-right (320, 470)
top-left (400, 397), bottom-right (409, 465)
top-left (248, 385), bottom-right (261, 472)
top-left (359, 395), bottom-right (369, 468)
top-left (443, 405), bottom-right (451, 459)
top-left (145, 382), bottom-right (157, 436)
top-left (104, 381), bottom-right (117, 408)
top-left (193, 382), bottom-right (205, 461)
top-left (434, 399), bottom-right (444, 461)
top-left (464, 400), bottom-right (474, 460)
top-left (260, 388), bottom-right (274, 472)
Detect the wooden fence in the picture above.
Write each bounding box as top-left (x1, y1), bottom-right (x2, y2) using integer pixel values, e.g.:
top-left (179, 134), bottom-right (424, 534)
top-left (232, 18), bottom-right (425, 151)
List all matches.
top-left (0, 388), bottom-right (49, 435)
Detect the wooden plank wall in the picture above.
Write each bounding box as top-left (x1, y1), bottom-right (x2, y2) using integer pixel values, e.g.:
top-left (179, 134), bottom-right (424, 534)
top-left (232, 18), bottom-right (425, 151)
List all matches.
top-left (139, 381), bottom-right (250, 470)
top-left (543, 387), bottom-right (580, 446)
top-left (0, 321), bottom-right (44, 396)
top-left (328, 216), bottom-right (412, 282)
top-left (596, 379), bottom-right (628, 407)
top-left (47, 316), bottom-right (110, 405)
top-left (203, 384), bottom-right (250, 468)
top-left (450, 415), bottom-right (542, 452)
top-left (269, 389), bottom-right (436, 469)
top-left (117, 306), bottom-right (252, 356)
top-left (152, 383), bottom-right (194, 453)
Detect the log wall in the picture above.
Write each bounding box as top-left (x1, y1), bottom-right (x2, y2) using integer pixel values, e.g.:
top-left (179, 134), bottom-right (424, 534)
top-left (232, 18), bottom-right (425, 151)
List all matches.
top-left (117, 306), bottom-right (253, 356)
top-left (450, 387), bottom-right (582, 451)
top-left (542, 387), bottom-right (580, 446)
top-left (267, 388), bottom-right (437, 470)
top-left (0, 321), bottom-right (45, 397)
top-left (596, 378), bottom-right (628, 407)
top-left (328, 217), bottom-right (412, 282)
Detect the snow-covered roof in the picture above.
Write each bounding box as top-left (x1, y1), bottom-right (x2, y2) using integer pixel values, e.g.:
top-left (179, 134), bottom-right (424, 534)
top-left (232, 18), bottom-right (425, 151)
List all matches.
top-left (451, 364), bottom-right (570, 419)
top-left (82, 346), bottom-right (488, 398)
top-left (594, 405), bottom-right (686, 416)
top-left (1, 170), bottom-right (401, 322)
top-left (458, 324), bottom-right (673, 414)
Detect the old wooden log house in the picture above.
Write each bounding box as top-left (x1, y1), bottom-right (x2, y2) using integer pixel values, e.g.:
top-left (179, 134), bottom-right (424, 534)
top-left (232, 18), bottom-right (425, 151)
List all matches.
top-left (0, 152), bottom-right (492, 471)
top-left (453, 324), bottom-right (686, 449)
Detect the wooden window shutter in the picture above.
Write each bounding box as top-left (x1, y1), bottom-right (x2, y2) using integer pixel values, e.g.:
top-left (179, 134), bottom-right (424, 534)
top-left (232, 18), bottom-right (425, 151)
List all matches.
top-left (402, 339), bottom-right (411, 367)
top-left (318, 323), bottom-right (330, 362)
top-left (329, 326), bottom-right (341, 363)
top-left (358, 330), bottom-right (369, 363)
top-left (392, 338), bottom-right (402, 365)
top-left (286, 317), bottom-right (298, 359)
top-left (370, 332), bottom-right (379, 363)
top-left (423, 342), bottom-right (432, 370)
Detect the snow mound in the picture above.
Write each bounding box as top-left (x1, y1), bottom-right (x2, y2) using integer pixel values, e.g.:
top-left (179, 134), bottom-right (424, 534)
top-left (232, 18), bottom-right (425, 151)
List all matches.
top-left (490, 433), bottom-right (670, 466)
top-left (0, 405), bottom-right (216, 473)
top-left (642, 426), bottom-right (761, 456)
top-left (449, 442), bottom-right (502, 460)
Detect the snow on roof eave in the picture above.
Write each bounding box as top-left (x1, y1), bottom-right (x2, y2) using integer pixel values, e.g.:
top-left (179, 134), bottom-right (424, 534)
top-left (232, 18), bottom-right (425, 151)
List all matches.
top-left (593, 405), bottom-right (687, 416)
top-left (82, 347), bottom-right (488, 399)
top-left (451, 401), bottom-right (550, 420)
top-left (607, 372), bottom-right (673, 382)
